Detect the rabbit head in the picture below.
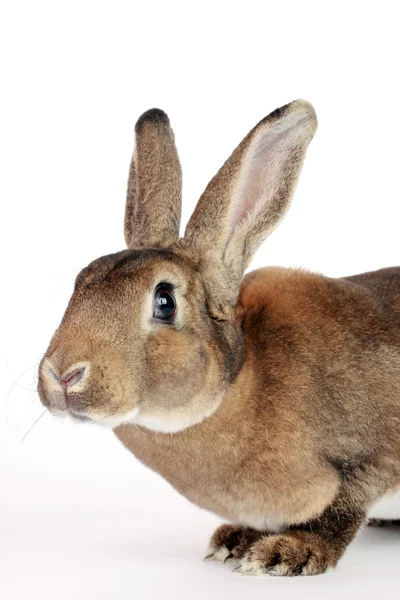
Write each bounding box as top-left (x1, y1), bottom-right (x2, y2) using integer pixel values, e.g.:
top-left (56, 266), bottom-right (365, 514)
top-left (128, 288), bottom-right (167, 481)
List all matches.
top-left (38, 101), bottom-right (317, 432)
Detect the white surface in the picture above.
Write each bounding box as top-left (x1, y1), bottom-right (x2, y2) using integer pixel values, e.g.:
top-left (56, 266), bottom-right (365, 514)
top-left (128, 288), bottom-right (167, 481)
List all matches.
top-left (1, 441), bottom-right (400, 600)
top-left (1, 0), bottom-right (400, 598)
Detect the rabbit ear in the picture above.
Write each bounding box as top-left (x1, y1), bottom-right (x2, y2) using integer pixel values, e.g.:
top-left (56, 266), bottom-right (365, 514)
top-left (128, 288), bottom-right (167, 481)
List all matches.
top-left (183, 100), bottom-right (317, 304)
top-left (124, 109), bottom-right (182, 248)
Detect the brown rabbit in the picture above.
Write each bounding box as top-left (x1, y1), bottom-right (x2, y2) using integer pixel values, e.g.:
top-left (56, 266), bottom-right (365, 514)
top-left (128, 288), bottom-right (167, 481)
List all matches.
top-left (38, 100), bottom-right (400, 576)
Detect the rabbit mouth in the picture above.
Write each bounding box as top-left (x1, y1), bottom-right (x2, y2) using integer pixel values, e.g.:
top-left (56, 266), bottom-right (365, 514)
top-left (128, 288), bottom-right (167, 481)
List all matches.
top-left (65, 406), bottom-right (142, 429)
top-left (49, 407), bottom-right (92, 423)
top-left (51, 406), bottom-right (139, 428)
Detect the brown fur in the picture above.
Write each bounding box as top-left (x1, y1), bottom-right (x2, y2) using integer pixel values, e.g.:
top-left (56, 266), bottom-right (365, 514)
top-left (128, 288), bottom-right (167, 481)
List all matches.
top-left (206, 524), bottom-right (263, 560)
top-left (124, 109), bottom-right (182, 248)
top-left (38, 100), bottom-right (400, 577)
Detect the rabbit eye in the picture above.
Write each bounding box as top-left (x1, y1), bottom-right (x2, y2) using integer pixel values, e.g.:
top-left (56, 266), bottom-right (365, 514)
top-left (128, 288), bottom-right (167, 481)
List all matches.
top-left (153, 285), bottom-right (176, 321)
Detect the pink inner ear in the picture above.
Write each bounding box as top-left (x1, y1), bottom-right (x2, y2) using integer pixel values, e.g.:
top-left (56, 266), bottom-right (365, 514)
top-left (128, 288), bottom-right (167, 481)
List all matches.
top-left (229, 113), bottom-right (309, 231)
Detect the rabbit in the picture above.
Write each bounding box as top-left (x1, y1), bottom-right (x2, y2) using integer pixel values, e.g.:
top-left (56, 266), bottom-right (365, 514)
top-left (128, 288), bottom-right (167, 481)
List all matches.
top-left (38, 100), bottom-right (400, 577)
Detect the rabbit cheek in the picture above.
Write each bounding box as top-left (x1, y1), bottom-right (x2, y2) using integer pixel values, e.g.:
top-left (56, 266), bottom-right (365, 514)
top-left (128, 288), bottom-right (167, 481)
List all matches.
top-left (136, 330), bottom-right (222, 433)
top-left (145, 329), bottom-right (208, 402)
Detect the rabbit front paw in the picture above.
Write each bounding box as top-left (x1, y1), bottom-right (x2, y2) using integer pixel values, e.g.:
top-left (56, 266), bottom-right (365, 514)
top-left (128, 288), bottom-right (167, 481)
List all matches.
top-left (205, 523), bottom-right (262, 563)
top-left (235, 531), bottom-right (336, 577)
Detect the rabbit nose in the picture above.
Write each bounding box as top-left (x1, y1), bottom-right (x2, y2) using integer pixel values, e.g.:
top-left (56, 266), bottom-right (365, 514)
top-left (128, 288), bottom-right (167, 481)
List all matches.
top-left (60, 367), bottom-right (86, 389)
top-left (44, 361), bottom-right (87, 390)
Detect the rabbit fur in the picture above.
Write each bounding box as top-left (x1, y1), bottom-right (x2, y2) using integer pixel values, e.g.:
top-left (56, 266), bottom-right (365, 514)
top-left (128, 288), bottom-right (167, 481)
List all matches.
top-left (38, 100), bottom-right (400, 576)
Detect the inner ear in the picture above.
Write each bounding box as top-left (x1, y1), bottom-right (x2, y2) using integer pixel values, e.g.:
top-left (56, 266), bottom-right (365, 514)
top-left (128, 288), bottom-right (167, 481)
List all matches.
top-left (182, 99), bottom-right (317, 313)
top-left (229, 110), bottom-right (314, 232)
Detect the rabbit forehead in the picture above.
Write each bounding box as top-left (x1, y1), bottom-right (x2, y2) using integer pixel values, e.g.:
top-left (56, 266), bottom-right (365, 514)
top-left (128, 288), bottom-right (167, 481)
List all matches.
top-left (78, 247), bottom-right (193, 283)
top-left (72, 246), bottom-right (201, 304)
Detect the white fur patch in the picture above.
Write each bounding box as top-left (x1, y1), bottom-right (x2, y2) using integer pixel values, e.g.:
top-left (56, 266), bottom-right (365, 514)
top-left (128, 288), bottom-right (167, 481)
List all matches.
top-left (237, 513), bottom-right (286, 533)
top-left (126, 399), bottom-right (222, 433)
top-left (204, 545), bottom-right (232, 562)
top-left (81, 406), bottom-right (141, 428)
top-left (51, 406), bottom-right (141, 429)
top-left (235, 556), bottom-right (268, 576)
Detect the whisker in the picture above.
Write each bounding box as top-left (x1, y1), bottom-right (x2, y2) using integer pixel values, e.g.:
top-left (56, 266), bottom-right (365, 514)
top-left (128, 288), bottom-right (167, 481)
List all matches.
top-left (12, 381), bottom-right (38, 393)
top-left (6, 361), bottom-right (42, 430)
top-left (21, 409), bottom-right (48, 443)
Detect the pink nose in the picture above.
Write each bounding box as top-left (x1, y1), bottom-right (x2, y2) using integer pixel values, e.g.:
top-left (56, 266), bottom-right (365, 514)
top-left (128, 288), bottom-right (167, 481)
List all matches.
top-left (60, 367), bottom-right (85, 388)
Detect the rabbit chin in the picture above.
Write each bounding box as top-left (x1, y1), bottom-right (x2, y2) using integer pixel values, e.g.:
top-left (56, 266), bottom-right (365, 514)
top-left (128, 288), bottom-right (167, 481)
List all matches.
top-left (52, 395), bottom-right (224, 433)
top-left (126, 398), bottom-right (224, 433)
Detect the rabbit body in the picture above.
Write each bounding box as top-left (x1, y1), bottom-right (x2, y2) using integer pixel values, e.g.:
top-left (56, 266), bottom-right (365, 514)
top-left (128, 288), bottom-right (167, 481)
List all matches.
top-left (39, 101), bottom-right (400, 575)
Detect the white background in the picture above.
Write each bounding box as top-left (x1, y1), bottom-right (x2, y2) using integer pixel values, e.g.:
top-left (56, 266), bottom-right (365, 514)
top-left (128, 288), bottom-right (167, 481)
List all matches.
top-left (1, 1), bottom-right (400, 598)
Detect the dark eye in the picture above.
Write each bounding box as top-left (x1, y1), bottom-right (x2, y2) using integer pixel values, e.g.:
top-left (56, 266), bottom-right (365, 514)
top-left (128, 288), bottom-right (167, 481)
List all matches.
top-left (153, 286), bottom-right (176, 321)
